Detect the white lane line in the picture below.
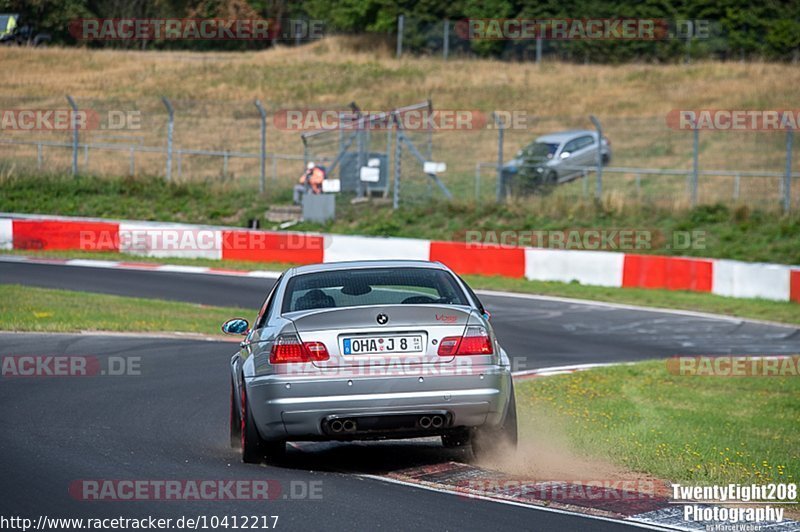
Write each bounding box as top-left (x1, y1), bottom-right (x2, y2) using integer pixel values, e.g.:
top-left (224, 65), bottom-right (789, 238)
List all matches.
top-left (0, 255), bottom-right (281, 279)
top-left (358, 474), bottom-right (681, 531)
top-left (512, 361), bottom-right (636, 378)
top-left (64, 259), bottom-right (121, 268)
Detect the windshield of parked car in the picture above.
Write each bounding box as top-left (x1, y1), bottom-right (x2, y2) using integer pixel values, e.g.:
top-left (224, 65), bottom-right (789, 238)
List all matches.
top-left (522, 141), bottom-right (559, 160)
top-left (0, 15), bottom-right (17, 35)
top-left (282, 267), bottom-right (469, 313)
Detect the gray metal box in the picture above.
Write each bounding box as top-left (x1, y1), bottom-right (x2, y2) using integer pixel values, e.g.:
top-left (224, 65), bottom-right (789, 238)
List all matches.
top-left (302, 193), bottom-right (336, 223)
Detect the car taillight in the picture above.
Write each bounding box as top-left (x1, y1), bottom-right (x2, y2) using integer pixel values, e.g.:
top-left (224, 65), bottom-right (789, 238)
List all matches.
top-left (438, 326), bottom-right (493, 356)
top-left (270, 335), bottom-right (329, 364)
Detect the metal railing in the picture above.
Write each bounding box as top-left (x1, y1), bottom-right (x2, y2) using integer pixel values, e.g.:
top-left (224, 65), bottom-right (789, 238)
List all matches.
top-left (0, 137), bottom-right (305, 182)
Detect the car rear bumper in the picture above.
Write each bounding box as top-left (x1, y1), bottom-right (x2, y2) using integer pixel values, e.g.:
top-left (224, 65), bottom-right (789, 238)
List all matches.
top-left (246, 366), bottom-right (512, 441)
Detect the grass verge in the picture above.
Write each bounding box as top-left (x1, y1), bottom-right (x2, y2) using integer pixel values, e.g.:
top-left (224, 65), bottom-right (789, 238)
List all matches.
top-left (3, 249), bottom-right (799, 326)
top-left (2, 174), bottom-right (798, 265)
top-left (0, 284), bottom-right (248, 335)
top-left (516, 360), bottom-right (799, 490)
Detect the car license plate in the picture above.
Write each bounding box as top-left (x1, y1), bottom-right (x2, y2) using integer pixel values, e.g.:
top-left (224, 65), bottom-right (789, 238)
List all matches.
top-left (342, 335), bottom-right (423, 355)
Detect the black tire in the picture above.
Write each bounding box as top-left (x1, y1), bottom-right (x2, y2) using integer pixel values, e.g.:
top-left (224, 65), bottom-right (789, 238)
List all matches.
top-left (229, 377), bottom-right (241, 449)
top-left (472, 388), bottom-right (518, 460)
top-left (240, 384), bottom-right (265, 463)
top-left (241, 383), bottom-right (286, 464)
top-left (442, 429), bottom-right (472, 449)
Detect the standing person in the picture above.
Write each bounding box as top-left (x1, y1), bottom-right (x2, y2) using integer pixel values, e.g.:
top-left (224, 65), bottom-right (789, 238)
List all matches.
top-left (294, 161), bottom-right (325, 204)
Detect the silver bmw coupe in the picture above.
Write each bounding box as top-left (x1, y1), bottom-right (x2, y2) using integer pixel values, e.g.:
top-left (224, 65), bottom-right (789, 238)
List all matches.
top-left (224, 260), bottom-right (517, 463)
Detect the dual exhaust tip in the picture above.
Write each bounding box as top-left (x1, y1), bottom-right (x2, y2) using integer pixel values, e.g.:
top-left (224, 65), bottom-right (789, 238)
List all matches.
top-left (419, 415), bottom-right (445, 429)
top-left (329, 419), bottom-right (357, 433)
top-left (327, 414), bottom-right (446, 433)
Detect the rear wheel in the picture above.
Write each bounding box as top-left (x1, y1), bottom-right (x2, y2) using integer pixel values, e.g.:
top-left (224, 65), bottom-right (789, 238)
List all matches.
top-left (240, 384), bottom-right (264, 463)
top-left (472, 389), bottom-right (518, 460)
top-left (240, 383), bottom-right (285, 464)
top-left (229, 377), bottom-right (241, 449)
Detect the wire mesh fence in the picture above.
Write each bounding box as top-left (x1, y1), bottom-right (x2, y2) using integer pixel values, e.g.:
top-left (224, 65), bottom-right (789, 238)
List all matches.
top-left (0, 93), bottom-right (797, 212)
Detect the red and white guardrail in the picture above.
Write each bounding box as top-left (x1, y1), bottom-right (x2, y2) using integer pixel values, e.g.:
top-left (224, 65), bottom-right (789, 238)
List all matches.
top-left (1, 213), bottom-right (798, 304)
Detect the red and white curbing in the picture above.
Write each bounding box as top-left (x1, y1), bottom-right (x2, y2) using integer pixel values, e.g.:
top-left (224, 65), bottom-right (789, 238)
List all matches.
top-left (1, 212), bottom-right (798, 304)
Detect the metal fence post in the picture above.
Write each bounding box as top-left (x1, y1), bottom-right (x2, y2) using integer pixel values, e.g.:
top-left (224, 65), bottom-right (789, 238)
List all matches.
top-left (443, 20), bottom-right (449, 60)
top-left (589, 115), bottom-right (603, 200)
top-left (494, 113), bottom-right (505, 203)
top-left (535, 37), bottom-right (543, 64)
top-left (475, 163), bottom-right (481, 201)
top-left (65, 95), bottom-right (79, 176)
top-left (37, 143), bottom-right (43, 170)
top-left (161, 97), bottom-right (174, 181)
top-left (785, 126), bottom-right (793, 213)
top-left (392, 115), bottom-right (402, 209)
top-left (692, 121), bottom-right (699, 207)
top-left (734, 173), bottom-right (740, 200)
top-left (396, 15), bottom-right (404, 58)
top-left (254, 99), bottom-right (267, 194)
top-left (356, 120), bottom-right (365, 198)
top-left (129, 147), bottom-right (135, 176)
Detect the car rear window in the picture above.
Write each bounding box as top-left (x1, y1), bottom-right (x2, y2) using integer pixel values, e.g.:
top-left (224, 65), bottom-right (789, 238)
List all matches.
top-left (281, 267), bottom-right (469, 313)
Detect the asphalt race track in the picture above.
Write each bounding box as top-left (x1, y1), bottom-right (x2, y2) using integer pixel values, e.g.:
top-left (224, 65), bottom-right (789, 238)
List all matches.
top-left (2, 260), bottom-right (799, 531)
top-left (3, 261), bottom-right (799, 369)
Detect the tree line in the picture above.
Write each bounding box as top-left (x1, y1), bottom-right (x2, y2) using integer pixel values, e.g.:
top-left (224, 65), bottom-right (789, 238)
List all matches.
top-left (3, 0), bottom-right (799, 61)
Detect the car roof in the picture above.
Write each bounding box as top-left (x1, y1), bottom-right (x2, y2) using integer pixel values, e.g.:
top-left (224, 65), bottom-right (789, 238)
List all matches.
top-left (288, 260), bottom-right (449, 276)
top-left (535, 130), bottom-right (597, 143)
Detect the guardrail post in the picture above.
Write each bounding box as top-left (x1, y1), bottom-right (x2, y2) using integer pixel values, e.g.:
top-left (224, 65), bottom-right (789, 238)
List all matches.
top-left (161, 96), bottom-right (174, 181)
top-left (785, 125), bottom-right (793, 213)
top-left (66, 95), bottom-right (79, 176)
top-left (223, 150), bottom-right (229, 180)
top-left (733, 173), bottom-right (740, 200)
top-left (589, 115), bottom-right (603, 201)
top-left (129, 147), bottom-right (135, 176)
top-left (37, 143), bottom-right (43, 170)
top-left (254, 99), bottom-right (267, 194)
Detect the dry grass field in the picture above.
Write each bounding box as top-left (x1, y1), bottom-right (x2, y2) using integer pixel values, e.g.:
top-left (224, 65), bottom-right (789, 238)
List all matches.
top-left (1, 37), bottom-right (798, 207)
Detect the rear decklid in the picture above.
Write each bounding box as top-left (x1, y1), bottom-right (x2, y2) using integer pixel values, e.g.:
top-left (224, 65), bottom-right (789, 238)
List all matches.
top-left (286, 304), bottom-right (474, 368)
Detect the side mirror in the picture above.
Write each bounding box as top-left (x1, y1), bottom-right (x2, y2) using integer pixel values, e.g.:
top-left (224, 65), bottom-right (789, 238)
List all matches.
top-left (559, 151), bottom-right (571, 159)
top-left (482, 310), bottom-right (492, 321)
top-left (222, 318), bottom-right (249, 335)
